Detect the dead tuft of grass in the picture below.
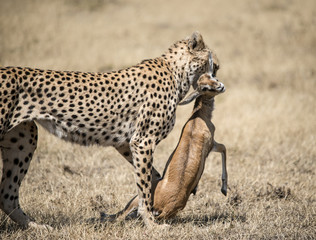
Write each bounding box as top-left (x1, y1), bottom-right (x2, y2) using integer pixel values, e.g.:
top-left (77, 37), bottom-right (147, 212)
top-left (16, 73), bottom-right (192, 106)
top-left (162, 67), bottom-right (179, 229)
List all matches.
top-left (255, 183), bottom-right (293, 201)
top-left (227, 188), bottom-right (243, 207)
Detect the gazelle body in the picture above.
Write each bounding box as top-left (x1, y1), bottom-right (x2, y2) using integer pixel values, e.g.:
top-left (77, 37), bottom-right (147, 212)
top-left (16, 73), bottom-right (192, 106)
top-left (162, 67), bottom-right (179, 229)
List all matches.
top-left (103, 72), bottom-right (227, 220)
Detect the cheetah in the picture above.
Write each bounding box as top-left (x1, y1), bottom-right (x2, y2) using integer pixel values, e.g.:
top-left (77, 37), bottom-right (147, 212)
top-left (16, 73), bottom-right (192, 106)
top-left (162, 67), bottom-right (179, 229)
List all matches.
top-left (0, 32), bottom-right (214, 228)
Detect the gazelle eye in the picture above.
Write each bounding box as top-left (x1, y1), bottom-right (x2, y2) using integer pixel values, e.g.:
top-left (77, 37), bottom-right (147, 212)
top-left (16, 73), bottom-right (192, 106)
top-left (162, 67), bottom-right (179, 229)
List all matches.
top-left (200, 85), bottom-right (211, 91)
top-left (212, 67), bottom-right (217, 77)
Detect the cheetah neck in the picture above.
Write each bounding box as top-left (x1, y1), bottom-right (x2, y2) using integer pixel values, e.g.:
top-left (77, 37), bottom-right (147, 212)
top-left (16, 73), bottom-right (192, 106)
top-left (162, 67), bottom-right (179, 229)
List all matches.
top-left (160, 55), bottom-right (191, 103)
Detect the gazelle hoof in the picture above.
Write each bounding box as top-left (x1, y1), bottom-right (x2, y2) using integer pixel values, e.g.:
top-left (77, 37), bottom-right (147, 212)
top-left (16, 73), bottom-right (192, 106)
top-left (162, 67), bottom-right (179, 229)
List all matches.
top-left (221, 187), bottom-right (227, 196)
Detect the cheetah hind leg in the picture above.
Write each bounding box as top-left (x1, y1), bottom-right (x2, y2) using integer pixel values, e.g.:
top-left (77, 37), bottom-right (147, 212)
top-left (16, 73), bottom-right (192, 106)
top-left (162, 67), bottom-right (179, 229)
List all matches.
top-left (0, 121), bottom-right (52, 230)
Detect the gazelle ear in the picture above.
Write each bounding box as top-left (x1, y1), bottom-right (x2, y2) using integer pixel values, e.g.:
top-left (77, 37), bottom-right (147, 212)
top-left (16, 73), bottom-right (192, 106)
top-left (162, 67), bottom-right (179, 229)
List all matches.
top-left (179, 91), bottom-right (201, 105)
top-left (188, 31), bottom-right (205, 51)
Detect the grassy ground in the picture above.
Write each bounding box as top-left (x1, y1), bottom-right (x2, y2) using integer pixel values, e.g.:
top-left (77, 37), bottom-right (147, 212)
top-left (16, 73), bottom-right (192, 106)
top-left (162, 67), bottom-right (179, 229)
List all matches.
top-left (0, 0), bottom-right (315, 239)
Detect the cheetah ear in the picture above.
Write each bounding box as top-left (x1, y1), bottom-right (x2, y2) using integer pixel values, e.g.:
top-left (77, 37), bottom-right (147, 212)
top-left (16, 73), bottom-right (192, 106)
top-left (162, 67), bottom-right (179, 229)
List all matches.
top-left (179, 91), bottom-right (201, 105)
top-left (188, 31), bottom-right (205, 51)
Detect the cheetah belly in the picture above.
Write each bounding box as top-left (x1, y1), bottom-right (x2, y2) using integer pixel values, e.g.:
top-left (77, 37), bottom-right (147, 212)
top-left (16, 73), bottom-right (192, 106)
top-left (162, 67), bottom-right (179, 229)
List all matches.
top-left (36, 119), bottom-right (87, 145)
top-left (36, 117), bottom-right (135, 147)
top-left (36, 119), bottom-right (72, 140)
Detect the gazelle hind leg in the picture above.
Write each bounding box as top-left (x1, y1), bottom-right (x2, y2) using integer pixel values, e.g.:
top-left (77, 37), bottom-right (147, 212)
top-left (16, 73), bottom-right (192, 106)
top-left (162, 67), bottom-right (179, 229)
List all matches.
top-left (212, 141), bottom-right (227, 196)
top-left (0, 121), bottom-right (42, 228)
top-left (98, 195), bottom-right (139, 223)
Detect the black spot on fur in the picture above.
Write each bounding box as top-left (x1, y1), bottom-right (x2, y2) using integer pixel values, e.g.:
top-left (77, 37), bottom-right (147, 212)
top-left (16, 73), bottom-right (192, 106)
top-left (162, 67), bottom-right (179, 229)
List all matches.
top-left (6, 170), bottom-right (12, 178)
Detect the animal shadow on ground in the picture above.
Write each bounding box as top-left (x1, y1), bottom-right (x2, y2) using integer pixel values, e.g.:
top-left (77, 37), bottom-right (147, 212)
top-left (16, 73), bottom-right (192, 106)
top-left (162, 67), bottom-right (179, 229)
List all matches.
top-left (167, 212), bottom-right (247, 227)
top-left (88, 209), bottom-right (246, 229)
top-left (0, 212), bottom-right (73, 233)
top-left (0, 218), bottom-right (21, 233)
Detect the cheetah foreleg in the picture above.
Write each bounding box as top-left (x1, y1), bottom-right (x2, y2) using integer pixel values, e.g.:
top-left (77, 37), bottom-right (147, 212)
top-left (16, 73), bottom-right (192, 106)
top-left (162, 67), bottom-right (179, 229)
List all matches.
top-left (130, 138), bottom-right (156, 227)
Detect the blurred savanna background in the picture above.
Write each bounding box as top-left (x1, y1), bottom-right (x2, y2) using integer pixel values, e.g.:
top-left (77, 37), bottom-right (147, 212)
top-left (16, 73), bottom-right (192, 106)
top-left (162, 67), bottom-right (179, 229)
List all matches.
top-left (0, 0), bottom-right (315, 239)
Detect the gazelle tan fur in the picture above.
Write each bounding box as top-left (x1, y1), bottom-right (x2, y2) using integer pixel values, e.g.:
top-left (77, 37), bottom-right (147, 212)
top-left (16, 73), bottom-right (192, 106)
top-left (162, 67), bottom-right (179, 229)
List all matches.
top-left (100, 72), bottom-right (227, 221)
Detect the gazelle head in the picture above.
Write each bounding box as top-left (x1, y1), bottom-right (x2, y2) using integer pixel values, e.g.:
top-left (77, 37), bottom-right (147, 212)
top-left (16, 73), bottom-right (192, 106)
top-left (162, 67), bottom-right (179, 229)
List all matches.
top-left (179, 73), bottom-right (225, 105)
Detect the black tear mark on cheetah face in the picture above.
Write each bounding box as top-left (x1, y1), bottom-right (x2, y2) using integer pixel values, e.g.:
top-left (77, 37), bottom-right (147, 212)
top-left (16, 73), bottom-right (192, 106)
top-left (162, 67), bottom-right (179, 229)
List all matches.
top-left (162, 31), bottom-right (213, 99)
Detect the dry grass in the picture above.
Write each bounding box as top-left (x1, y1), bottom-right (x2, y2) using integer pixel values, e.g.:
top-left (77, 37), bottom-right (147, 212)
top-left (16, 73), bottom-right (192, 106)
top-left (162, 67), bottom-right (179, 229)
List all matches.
top-left (0, 0), bottom-right (315, 239)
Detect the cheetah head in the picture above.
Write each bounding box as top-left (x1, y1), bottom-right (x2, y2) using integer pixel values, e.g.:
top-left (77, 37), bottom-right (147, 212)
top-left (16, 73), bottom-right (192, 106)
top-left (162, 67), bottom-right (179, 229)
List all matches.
top-left (185, 32), bottom-right (217, 89)
top-left (163, 32), bottom-right (219, 98)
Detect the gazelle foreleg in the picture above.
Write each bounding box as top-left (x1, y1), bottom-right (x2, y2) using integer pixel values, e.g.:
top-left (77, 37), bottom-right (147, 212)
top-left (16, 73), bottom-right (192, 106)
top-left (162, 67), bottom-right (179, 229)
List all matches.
top-left (212, 142), bottom-right (227, 196)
